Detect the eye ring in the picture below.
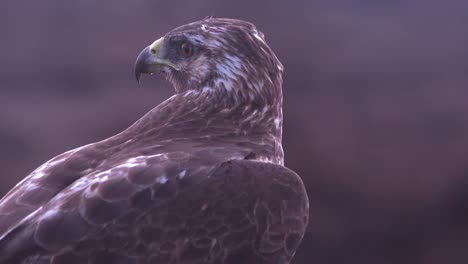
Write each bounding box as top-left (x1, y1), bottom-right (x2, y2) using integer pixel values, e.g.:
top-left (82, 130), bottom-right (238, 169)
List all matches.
top-left (180, 42), bottom-right (193, 57)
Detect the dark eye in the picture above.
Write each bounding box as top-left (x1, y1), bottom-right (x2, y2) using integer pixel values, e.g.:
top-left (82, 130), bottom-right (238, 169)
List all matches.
top-left (180, 42), bottom-right (193, 57)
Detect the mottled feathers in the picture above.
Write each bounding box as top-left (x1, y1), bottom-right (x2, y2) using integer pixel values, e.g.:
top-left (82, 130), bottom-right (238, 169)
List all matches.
top-left (0, 18), bottom-right (308, 264)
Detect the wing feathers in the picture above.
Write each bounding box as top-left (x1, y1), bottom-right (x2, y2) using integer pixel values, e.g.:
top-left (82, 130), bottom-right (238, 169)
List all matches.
top-left (0, 153), bottom-right (308, 264)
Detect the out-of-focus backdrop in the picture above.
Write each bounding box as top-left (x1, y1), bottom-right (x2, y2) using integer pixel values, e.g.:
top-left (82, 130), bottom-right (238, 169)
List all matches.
top-left (1, 1), bottom-right (468, 263)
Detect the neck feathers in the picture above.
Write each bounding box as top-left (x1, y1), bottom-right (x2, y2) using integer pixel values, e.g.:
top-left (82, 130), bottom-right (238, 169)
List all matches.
top-left (124, 89), bottom-right (284, 164)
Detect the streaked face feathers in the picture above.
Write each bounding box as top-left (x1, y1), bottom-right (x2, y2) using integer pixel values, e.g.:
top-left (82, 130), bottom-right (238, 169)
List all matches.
top-left (143, 18), bottom-right (284, 102)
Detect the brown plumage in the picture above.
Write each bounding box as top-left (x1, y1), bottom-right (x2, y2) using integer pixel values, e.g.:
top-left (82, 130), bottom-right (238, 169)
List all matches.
top-left (0, 18), bottom-right (309, 264)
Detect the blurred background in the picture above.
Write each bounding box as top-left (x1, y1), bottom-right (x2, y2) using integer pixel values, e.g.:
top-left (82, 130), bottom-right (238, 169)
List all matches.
top-left (1, 0), bottom-right (468, 263)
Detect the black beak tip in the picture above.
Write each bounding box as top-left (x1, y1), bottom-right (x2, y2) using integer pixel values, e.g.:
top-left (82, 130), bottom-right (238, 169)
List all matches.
top-left (134, 46), bottom-right (150, 85)
top-left (135, 71), bottom-right (141, 84)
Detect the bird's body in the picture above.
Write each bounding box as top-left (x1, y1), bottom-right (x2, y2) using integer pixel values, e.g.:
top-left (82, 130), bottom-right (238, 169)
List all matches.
top-left (0, 18), bottom-right (309, 263)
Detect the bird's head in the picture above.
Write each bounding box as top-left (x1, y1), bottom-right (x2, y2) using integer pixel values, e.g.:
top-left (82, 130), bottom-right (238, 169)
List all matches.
top-left (135, 18), bottom-right (283, 102)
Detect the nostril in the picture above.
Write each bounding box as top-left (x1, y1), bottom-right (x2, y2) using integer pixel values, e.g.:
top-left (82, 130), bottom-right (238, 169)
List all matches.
top-left (150, 49), bottom-right (156, 54)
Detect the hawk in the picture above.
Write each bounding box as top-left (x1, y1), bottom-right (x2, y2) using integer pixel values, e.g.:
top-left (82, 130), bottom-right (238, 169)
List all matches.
top-left (0, 18), bottom-right (309, 264)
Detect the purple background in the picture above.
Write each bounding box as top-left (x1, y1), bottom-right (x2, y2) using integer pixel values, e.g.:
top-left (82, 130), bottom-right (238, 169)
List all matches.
top-left (2, 1), bottom-right (468, 263)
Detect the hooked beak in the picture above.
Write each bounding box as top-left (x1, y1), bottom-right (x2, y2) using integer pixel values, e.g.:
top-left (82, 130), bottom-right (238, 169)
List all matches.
top-left (134, 37), bottom-right (179, 84)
